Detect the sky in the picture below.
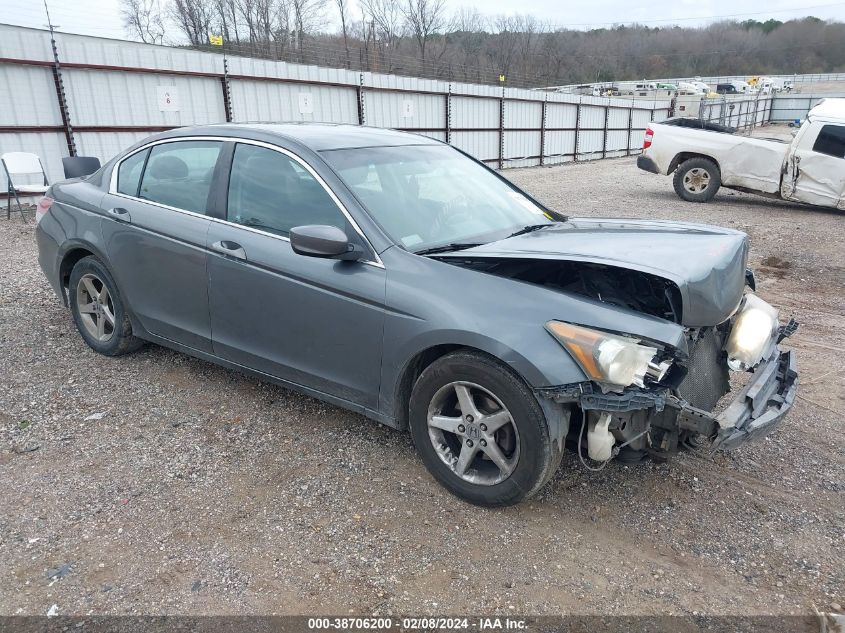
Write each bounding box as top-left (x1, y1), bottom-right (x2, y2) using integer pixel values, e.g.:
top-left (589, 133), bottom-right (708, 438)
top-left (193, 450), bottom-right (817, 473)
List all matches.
top-left (1, 0), bottom-right (844, 41)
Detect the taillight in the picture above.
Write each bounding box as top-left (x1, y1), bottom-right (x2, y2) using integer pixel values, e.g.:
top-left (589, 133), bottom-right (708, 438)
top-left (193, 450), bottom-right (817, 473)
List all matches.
top-left (643, 128), bottom-right (654, 150)
top-left (35, 196), bottom-right (53, 224)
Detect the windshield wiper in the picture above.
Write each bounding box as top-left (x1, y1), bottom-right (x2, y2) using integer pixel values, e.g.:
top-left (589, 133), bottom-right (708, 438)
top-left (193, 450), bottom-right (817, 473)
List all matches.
top-left (414, 242), bottom-right (485, 256)
top-left (506, 223), bottom-right (555, 238)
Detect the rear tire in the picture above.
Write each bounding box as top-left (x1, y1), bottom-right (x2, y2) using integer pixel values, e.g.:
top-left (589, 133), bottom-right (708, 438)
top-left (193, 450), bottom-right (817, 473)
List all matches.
top-left (673, 157), bottom-right (721, 202)
top-left (409, 350), bottom-right (558, 507)
top-left (69, 256), bottom-right (142, 356)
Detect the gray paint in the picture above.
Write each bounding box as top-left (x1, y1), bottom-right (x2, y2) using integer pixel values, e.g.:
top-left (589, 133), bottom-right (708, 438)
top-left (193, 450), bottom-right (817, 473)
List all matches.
top-left (37, 122), bottom-right (744, 428)
top-left (438, 217), bottom-right (748, 327)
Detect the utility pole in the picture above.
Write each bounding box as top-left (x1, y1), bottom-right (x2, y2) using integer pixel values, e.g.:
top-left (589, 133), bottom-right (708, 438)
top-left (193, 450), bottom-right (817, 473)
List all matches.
top-left (44, 0), bottom-right (76, 156)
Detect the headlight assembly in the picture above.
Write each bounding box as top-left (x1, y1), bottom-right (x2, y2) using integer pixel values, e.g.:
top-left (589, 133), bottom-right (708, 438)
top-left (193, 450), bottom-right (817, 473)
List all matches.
top-left (725, 294), bottom-right (779, 371)
top-left (545, 321), bottom-right (669, 389)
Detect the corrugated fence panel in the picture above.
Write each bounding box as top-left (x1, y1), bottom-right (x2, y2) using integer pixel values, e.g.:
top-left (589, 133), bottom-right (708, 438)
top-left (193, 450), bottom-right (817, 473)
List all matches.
top-left (608, 106), bottom-right (632, 129)
top-left (546, 102), bottom-right (577, 129)
top-left (451, 131), bottom-right (499, 163)
top-left (605, 130), bottom-right (630, 156)
top-left (504, 131), bottom-right (541, 166)
top-left (451, 96), bottom-right (499, 130)
top-left (75, 131), bottom-right (151, 164)
top-left (545, 131), bottom-right (576, 164)
top-left (231, 80), bottom-right (357, 123)
top-left (63, 69), bottom-right (225, 126)
top-left (504, 101), bottom-right (542, 129)
top-left (770, 93), bottom-right (845, 122)
top-left (0, 23), bottom-right (54, 61)
top-left (0, 65), bottom-right (62, 126)
top-left (365, 91), bottom-right (445, 129)
top-left (0, 132), bottom-right (67, 193)
top-left (57, 32), bottom-right (221, 75)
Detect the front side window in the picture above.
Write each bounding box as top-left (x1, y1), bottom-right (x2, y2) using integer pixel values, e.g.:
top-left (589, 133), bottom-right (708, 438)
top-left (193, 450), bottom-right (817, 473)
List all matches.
top-left (117, 148), bottom-right (149, 196)
top-left (138, 140), bottom-right (223, 214)
top-left (227, 143), bottom-right (346, 237)
top-left (812, 125), bottom-right (845, 159)
top-left (321, 144), bottom-right (560, 253)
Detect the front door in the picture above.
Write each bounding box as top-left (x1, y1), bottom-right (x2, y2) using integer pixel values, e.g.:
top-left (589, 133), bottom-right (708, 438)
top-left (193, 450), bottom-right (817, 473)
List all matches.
top-left (102, 139), bottom-right (224, 352)
top-left (783, 122), bottom-right (845, 209)
top-left (207, 142), bottom-right (386, 410)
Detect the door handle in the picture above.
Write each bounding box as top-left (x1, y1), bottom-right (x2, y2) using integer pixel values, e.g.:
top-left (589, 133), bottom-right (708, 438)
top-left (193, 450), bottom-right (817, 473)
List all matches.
top-left (106, 207), bottom-right (131, 223)
top-left (210, 240), bottom-right (247, 261)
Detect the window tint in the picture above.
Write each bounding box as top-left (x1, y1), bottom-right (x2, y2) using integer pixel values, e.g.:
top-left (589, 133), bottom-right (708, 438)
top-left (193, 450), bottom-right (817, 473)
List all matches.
top-left (812, 125), bottom-right (845, 159)
top-left (117, 148), bottom-right (149, 196)
top-left (227, 143), bottom-right (346, 237)
top-left (138, 141), bottom-right (222, 214)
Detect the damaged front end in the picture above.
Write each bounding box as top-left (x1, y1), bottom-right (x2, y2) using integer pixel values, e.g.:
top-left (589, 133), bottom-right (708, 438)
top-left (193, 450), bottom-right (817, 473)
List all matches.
top-left (539, 294), bottom-right (799, 464)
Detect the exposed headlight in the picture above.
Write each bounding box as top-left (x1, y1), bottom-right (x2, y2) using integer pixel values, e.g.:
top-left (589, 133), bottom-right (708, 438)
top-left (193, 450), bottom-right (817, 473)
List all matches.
top-left (545, 321), bottom-right (666, 389)
top-left (725, 294), bottom-right (779, 371)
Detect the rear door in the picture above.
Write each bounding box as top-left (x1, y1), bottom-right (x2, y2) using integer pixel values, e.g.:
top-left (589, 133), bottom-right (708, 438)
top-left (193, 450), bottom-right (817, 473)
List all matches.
top-left (206, 141), bottom-right (387, 410)
top-left (783, 122), bottom-right (845, 208)
top-left (102, 139), bottom-right (224, 352)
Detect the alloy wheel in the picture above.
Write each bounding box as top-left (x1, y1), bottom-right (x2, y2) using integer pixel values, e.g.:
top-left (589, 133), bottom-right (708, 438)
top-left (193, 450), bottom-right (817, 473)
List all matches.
top-left (426, 381), bottom-right (520, 486)
top-left (75, 273), bottom-right (116, 343)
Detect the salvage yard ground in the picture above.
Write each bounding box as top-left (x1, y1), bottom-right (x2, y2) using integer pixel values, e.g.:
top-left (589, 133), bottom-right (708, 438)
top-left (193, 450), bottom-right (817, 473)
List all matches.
top-left (1, 155), bottom-right (843, 618)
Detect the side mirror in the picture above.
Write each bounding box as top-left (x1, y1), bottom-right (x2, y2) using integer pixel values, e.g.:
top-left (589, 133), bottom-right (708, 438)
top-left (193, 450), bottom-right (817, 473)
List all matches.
top-left (289, 225), bottom-right (362, 260)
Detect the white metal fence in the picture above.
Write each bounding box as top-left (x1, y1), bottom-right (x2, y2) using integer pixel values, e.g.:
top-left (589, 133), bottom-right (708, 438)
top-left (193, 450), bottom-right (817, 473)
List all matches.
top-left (698, 94), bottom-right (775, 129)
top-left (0, 23), bottom-right (673, 192)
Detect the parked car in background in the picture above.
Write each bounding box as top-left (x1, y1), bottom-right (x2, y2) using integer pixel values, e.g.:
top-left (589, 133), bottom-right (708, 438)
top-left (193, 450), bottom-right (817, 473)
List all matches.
top-left (638, 98), bottom-right (845, 209)
top-left (36, 123), bottom-right (799, 506)
top-left (716, 83), bottom-right (739, 95)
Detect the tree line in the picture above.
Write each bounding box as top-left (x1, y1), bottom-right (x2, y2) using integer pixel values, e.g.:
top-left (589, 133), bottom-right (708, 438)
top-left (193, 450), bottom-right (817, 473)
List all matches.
top-left (120, 0), bottom-right (845, 88)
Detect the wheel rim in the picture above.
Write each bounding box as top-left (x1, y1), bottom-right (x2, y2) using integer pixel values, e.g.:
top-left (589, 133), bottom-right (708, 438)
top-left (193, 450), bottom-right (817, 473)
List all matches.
top-left (76, 273), bottom-right (116, 343)
top-left (683, 167), bottom-right (711, 193)
top-left (426, 381), bottom-right (520, 486)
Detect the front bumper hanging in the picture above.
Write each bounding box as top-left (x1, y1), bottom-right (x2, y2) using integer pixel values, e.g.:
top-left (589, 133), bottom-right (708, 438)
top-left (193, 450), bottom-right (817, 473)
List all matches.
top-left (669, 343), bottom-right (798, 450)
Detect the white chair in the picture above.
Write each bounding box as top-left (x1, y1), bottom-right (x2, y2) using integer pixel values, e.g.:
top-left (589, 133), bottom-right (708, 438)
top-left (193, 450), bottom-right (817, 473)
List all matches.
top-left (2, 152), bottom-right (50, 221)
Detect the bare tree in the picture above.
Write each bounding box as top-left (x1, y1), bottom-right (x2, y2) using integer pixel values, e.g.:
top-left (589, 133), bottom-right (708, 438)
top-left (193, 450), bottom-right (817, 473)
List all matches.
top-left (360, 0), bottom-right (404, 71)
top-left (170, 0), bottom-right (215, 45)
top-left (401, 0), bottom-right (447, 62)
top-left (291, 0), bottom-right (327, 61)
top-left (333, 0), bottom-right (351, 67)
top-left (121, 0), bottom-right (166, 44)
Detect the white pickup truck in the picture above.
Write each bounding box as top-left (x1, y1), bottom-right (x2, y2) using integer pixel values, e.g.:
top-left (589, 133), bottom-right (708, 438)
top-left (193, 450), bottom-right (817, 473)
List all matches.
top-left (637, 98), bottom-right (845, 210)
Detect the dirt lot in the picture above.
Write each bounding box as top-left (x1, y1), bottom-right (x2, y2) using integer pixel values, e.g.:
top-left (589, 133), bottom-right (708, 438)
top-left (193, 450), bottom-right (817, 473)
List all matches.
top-left (1, 156), bottom-right (843, 619)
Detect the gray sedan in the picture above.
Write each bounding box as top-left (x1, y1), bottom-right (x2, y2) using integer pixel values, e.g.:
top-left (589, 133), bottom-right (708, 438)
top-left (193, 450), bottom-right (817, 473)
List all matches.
top-left (35, 124), bottom-right (798, 506)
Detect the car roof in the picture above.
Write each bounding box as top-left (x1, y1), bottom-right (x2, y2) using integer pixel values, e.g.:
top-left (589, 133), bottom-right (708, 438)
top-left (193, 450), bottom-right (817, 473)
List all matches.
top-left (152, 123), bottom-right (442, 152)
top-left (807, 98), bottom-right (845, 124)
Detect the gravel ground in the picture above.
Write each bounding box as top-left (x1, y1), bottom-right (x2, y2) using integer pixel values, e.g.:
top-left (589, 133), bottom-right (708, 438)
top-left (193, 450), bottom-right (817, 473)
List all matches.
top-left (1, 154), bottom-right (843, 619)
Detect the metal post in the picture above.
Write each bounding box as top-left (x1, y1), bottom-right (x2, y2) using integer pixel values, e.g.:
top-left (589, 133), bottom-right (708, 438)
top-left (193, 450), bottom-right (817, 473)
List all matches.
top-left (221, 55), bottom-right (233, 123)
top-left (573, 98), bottom-right (581, 162)
top-left (539, 97), bottom-right (547, 166)
top-left (356, 73), bottom-right (365, 125)
top-left (498, 88), bottom-right (505, 170)
top-left (44, 0), bottom-right (76, 156)
top-left (601, 105), bottom-right (609, 160)
top-left (626, 101), bottom-right (634, 156)
top-left (445, 83), bottom-right (451, 145)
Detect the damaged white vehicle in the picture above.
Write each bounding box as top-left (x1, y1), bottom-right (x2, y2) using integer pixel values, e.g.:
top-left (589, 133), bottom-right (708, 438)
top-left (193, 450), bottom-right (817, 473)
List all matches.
top-left (638, 98), bottom-right (845, 209)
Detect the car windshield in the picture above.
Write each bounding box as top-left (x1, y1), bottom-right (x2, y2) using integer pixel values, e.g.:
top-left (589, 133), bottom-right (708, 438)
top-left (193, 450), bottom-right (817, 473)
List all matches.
top-left (321, 144), bottom-right (563, 253)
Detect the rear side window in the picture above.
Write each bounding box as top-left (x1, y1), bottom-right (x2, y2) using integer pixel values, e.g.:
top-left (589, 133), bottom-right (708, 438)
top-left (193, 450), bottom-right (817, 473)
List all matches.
top-left (139, 140), bottom-right (223, 214)
top-left (117, 148), bottom-right (149, 196)
top-left (812, 125), bottom-right (845, 159)
top-left (226, 143), bottom-right (346, 237)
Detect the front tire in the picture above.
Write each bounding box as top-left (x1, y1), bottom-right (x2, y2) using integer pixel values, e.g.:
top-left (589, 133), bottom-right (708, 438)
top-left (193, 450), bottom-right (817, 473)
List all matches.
top-left (409, 351), bottom-right (559, 507)
top-left (673, 157), bottom-right (721, 202)
top-left (68, 256), bottom-right (142, 356)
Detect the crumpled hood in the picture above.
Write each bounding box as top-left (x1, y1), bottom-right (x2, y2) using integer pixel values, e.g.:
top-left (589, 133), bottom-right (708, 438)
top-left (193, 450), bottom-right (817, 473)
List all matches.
top-left (438, 217), bottom-right (749, 327)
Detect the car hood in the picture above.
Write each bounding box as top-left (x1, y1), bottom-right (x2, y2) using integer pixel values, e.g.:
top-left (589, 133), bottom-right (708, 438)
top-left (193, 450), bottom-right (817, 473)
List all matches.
top-left (437, 217), bottom-right (748, 327)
